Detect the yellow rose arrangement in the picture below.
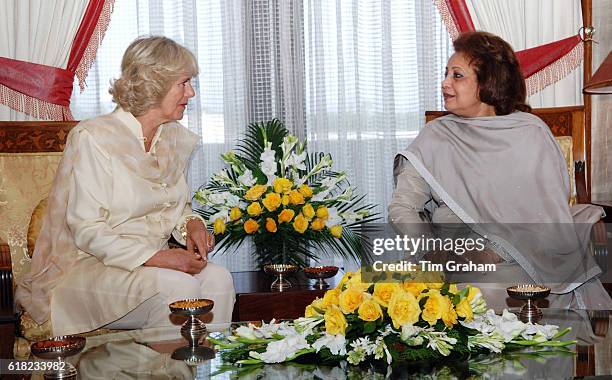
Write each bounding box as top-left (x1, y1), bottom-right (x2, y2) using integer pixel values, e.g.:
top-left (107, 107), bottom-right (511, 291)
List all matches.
top-left (194, 119), bottom-right (378, 268)
top-left (209, 268), bottom-right (575, 367)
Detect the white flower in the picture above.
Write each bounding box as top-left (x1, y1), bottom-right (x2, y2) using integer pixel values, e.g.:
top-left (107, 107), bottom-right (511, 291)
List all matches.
top-left (350, 336), bottom-right (376, 355)
top-left (312, 333), bottom-right (347, 356)
top-left (235, 324), bottom-right (258, 340)
top-left (521, 323), bottom-right (558, 341)
top-left (495, 310), bottom-right (526, 342)
top-left (326, 208), bottom-right (342, 226)
top-left (208, 193), bottom-right (227, 205)
top-left (281, 135), bottom-right (298, 158)
top-left (373, 336), bottom-right (392, 365)
top-left (420, 330), bottom-right (457, 356)
top-left (256, 321), bottom-right (282, 338)
top-left (209, 209), bottom-right (229, 224)
top-left (400, 324), bottom-right (423, 343)
top-left (294, 317), bottom-right (324, 336)
top-left (341, 210), bottom-right (366, 223)
top-left (468, 333), bottom-right (505, 353)
top-left (237, 169), bottom-right (256, 187)
top-left (286, 151), bottom-right (307, 170)
top-left (346, 347), bottom-right (366, 365)
top-left (250, 335), bottom-right (309, 363)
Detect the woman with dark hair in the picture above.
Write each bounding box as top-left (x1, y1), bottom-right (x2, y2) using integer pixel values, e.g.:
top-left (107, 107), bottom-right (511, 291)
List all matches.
top-left (389, 31), bottom-right (611, 310)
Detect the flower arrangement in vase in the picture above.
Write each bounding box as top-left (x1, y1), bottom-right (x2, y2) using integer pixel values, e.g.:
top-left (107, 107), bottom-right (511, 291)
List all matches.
top-left (194, 119), bottom-right (379, 268)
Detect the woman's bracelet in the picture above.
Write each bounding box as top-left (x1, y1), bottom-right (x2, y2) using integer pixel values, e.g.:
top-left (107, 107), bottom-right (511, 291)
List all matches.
top-left (177, 214), bottom-right (207, 240)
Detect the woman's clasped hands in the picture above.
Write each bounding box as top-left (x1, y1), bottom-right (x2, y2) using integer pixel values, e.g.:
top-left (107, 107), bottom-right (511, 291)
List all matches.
top-left (144, 218), bottom-right (215, 274)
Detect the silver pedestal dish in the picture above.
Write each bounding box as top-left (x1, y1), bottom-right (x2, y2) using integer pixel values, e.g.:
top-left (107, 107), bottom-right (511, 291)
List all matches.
top-left (263, 264), bottom-right (298, 291)
top-left (507, 284), bottom-right (551, 323)
top-left (169, 298), bottom-right (214, 347)
top-left (30, 336), bottom-right (86, 379)
top-left (304, 266), bottom-right (339, 289)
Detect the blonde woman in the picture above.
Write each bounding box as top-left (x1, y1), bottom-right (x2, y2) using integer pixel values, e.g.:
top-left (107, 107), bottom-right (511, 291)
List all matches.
top-left (17, 36), bottom-right (235, 335)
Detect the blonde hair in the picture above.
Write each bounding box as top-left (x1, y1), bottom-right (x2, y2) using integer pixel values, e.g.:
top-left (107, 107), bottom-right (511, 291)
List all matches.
top-left (109, 36), bottom-right (198, 116)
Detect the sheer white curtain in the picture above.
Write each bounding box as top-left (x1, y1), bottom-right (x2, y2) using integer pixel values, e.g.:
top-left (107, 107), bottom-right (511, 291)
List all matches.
top-left (71, 0), bottom-right (452, 270)
top-left (303, 0), bottom-right (452, 219)
top-left (0, 0), bottom-right (88, 120)
top-left (464, 0), bottom-right (583, 107)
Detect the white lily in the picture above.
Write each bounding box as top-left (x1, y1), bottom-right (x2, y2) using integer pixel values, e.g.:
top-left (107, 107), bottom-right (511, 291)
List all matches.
top-left (237, 169), bottom-right (257, 187)
top-left (249, 334), bottom-right (310, 363)
top-left (312, 333), bottom-right (347, 356)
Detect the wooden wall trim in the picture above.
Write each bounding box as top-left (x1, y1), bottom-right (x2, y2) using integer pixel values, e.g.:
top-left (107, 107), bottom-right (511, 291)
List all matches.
top-left (0, 121), bottom-right (78, 153)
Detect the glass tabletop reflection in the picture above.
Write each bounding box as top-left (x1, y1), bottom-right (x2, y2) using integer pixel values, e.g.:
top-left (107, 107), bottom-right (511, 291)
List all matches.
top-left (51, 309), bottom-right (611, 379)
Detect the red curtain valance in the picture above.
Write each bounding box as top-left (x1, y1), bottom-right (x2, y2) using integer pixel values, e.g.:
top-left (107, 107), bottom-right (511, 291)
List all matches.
top-left (0, 0), bottom-right (115, 120)
top-left (434, 0), bottom-right (583, 95)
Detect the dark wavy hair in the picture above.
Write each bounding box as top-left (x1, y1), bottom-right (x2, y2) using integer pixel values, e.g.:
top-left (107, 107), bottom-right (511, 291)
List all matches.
top-left (453, 31), bottom-right (531, 115)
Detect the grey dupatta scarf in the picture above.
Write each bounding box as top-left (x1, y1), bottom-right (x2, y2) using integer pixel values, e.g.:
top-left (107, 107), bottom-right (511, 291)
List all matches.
top-left (16, 108), bottom-right (199, 324)
top-left (397, 111), bottom-right (603, 294)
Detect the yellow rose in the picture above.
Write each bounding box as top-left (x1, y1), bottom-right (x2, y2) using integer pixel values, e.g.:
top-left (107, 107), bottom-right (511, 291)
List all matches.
top-left (358, 299), bottom-right (383, 322)
top-left (311, 217), bottom-right (325, 231)
top-left (298, 184), bottom-right (313, 198)
top-left (346, 271), bottom-right (371, 292)
top-left (323, 287), bottom-right (341, 308)
top-left (282, 194), bottom-right (290, 206)
top-left (247, 202), bottom-right (263, 216)
top-left (421, 291), bottom-right (445, 326)
top-left (455, 298), bottom-right (473, 321)
top-left (324, 305), bottom-right (348, 335)
top-left (213, 218), bottom-right (226, 235)
top-left (288, 190), bottom-right (305, 205)
top-left (243, 218), bottom-right (259, 234)
top-left (278, 208), bottom-right (295, 223)
top-left (302, 204), bottom-right (315, 220)
top-left (441, 296), bottom-right (458, 328)
top-left (305, 304), bottom-right (321, 318)
top-left (316, 206), bottom-right (329, 219)
top-left (293, 213), bottom-right (309, 233)
top-left (262, 192), bottom-right (282, 212)
top-left (372, 283), bottom-right (400, 308)
top-left (338, 287), bottom-right (366, 314)
top-left (330, 225), bottom-right (343, 238)
top-left (402, 282), bottom-right (427, 298)
top-left (273, 177), bottom-right (293, 194)
top-left (387, 290), bottom-right (421, 329)
top-left (265, 217), bottom-right (277, 233)
top-left (245, 184), bottom-right (268, 201)
top-left (309, 297), bottom-right (326, 311)
top-left (229, 207), bottom-right (243, 222)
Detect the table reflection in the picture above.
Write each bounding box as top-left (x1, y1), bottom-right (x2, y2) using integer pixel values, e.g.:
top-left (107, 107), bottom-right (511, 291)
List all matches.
top-left (45, 309), bottom-right (610, 379)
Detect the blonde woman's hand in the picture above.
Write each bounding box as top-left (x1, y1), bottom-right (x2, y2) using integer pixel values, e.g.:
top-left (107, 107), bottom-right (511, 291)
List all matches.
top-left (144, 248), bottom-right (206, 274)
top-left (186, 218), bottom-right (215, 260)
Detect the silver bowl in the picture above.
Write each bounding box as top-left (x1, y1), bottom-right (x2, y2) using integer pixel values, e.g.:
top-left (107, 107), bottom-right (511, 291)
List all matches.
top-left (304, 266), bottom-right (339, 289)
top-left (31, 336), bottom-right (85, 379)
top-left (507, 284), bottom-right (550, 323)
top-left (169, 299), bottom-right (214, 347)
top-left (264, 264), bottom-right (298, 292)
top-left (169, 298), bottom-right (214, 316)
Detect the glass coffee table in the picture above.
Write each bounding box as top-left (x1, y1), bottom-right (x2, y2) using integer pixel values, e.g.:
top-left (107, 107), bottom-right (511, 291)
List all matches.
top-left (21, 309), bottom-right (612, 379)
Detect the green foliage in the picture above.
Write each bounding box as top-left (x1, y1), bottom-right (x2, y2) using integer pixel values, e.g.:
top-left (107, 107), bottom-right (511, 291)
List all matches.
top-left (195, 119), bottom-right (380, 268)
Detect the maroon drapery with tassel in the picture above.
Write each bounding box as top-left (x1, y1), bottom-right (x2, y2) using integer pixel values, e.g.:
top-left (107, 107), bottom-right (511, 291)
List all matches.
top-left (434, 0), bottom-right (583, 95)
top-left (0, 0), bottom-right (115, 120)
